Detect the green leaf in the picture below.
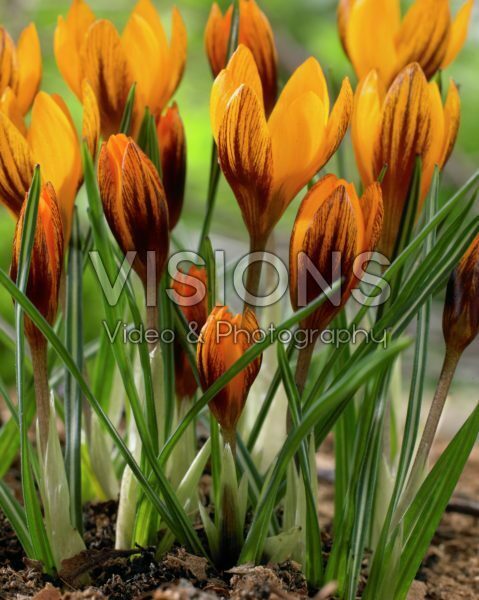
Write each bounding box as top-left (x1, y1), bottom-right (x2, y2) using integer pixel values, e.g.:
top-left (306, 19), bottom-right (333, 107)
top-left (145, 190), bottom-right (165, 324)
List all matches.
top-left (0, 480), bottom-right (34, 557)
top-left (119, 83), bottom-right (137, 135)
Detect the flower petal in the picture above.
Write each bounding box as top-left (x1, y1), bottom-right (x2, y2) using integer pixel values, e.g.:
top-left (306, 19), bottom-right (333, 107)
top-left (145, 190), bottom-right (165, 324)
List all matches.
top-left (337, 0), bottom-right (355, 57)
top-left (205, 3), bottom-right (229, 76)
top-left (0, 87), bottom-right (26, 135)
top-left (81, 79), bottom-right (100, 160)
top-left (440, 79), bottom-right (461, 167)
top-left (396, 0), bottom-right (451, 79)
top-left (162, 8), bottom-right (188, 109)
top-left (442, 0), bottom-right (474, 68)
top-left (0, 28), bottom-right (18, 97)
top-left (269, 91), bottom-right (327, 214)
top-left (352, 71), bottom-right (384, 186)
top-left (28, 92), bottom-right (82, 241)
top-left (217, 85), bottom-right (273, 242)
top-left (0, 110), bottom-right (33, 215)
top-left (269, 57), bottom-right (329, 125)
top-left (360, 182), bottom-right (384, 252)
top-left (54, 0), bottom-right (96, 99)
top-left (210, 44), bottom-right (263, 142)
top-left (421, 82), bottom-right (446, 201)
top-left (15, 24), bottom-right (42, 115)
top-left (346, 0), bottom-right (400, 83)
top-left (80, 20), bottom-right (133, 137)
top-left (317, 76), bottom-right (353, 171)
top-left (374, 63), bottom-right (433, 257)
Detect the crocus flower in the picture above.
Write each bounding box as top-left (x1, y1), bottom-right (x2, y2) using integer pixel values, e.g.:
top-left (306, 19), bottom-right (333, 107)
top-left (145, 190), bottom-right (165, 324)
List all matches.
top-left (205, 0), bottom-right (277, 114)
top-left (54, 0), bottom-right (187, 136)
top-left (157, 103), bottom-right (186, 230)
top-left (172, 265), bottom-right (208, 399)
top-left (0, 88), bottom-right (97, 242)
top-left (0, 24), bottom-right (42, 117)
top-left (352, 63), bottom-right (460, 258)
top-left (443, 234), bottom-right (479, 355)
top-left (98, 134), bottom-right (169, 287)
top-left (338, 0), bottom-right (474, 85)
top-left (10, 182), bottom-right (64, 349)
top-left (211, 45), bottom-right (353, 250)
top-left (197, 306), bottom-right (262, 443)
top-left (290, 174), bottom-right (383, 334)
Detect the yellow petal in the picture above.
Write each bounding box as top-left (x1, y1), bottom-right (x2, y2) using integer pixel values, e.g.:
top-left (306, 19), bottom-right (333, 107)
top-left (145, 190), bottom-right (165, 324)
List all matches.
top-left (442, 0), bottom-right (474, 68)
top-left (374, 63), bottom-right (433, 257)
top-left (352, 70), bottom-right (384, 185)
top-left (217, 85), bottom-right (273, 242)
top-left (81, 79), bottom-right (100, 159)
top-left (337, 0), bottom-right (355, 56)
top-left (346, 0), bottom-right (400, 83)
top-left (205, 3), bottom-right (229, 77)
top-left (269, 57), bottom-right (329, 126)
top-left (269, 91), bottom-right (327, 214)
top-left (132, 0), bottom-right (169, 50)
top-left (0, 111), bottom-right (33, 215)
top-left (440, 79), bottom-right (461, 167)
top-left (162, 8), bottom-right (188, 108)
top-left (396, 0), bottom-right (451, 79)
top-left (28, 92), bottom-right (82, 241)
top-left (360, 182), bottom-right (384, 252)
top-left (0, 28), bottom-right (18, 97)
top-left (210, 44), bottom-right (263, 142)
top-left (317, 77), bottom-right (353, 171)
top-left (80, 20), bottom-right (133, 137)
top-left (122, 14), bottom-right (162, 112)
top-left (15, 24), bottom-right (42, 115)
top-left (54, 0), bottom-right (96, 99)
top-left (0, 87), bottom-right (26, 135)
top-left (421, 82), bottom-right (445, 201)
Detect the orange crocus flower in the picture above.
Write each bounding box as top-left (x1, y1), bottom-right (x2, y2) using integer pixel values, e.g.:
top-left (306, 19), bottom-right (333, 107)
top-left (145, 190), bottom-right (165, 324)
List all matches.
top-left (0, 24), bottom-right (42, 118)
top-left (338, 0), bottom-right (474, 85)
top-left (352, 63), bottom-right (460, 258)
top-left (0, 86), bottom-right (98, 242)
top-left (443, 234), bottom-right (479, 355)
top-left (197, 306), bottom-right (262, 442)
top-left (211, 45), bottom-right (353, 249)
top-left (157, 103), bottom-right (186, 230)
top-left (54, 0), bottom-right (187, 136)
top-left (98, 134), bottom-right (170, 287)
top-left (10, 182), bottom-right (64, 348)
top-left (290, 174), bottom-right (383, 334)
top-left (205, 0), bottom-right (277, 114)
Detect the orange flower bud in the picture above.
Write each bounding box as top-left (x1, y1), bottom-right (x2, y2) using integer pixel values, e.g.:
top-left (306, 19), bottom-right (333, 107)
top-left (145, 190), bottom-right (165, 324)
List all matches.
top-left (98, 134), bottom-right (170, 286)
top-left (338, 0), bottom-right (473, 85)
top-left (352, 63), bottom-right (460, 258)
top-left (157, 103), bottom-right (186, 230)
top-left (289, 174), bottom-right (383, 333)
top-left (197, 306), bottom-right (262, 434)
top-left (172, 266), bottom-right (208, 399)
top-left (10, 183), bottom-right (64, 347)
top-left (211, 45), bottom-right (353, 246)
top-left (205, 0), bottom-right (278, 114)
top-left (443, 234), bottom-right (479, 355)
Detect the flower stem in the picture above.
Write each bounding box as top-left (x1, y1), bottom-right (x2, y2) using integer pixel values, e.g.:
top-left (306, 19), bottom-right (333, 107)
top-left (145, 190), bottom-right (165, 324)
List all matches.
top-left (397, 346), bottom-right (461, 519)
top-left (244, 237), bottom-right (267, 313)
top-left (30, 340), bottom-right (50, 455)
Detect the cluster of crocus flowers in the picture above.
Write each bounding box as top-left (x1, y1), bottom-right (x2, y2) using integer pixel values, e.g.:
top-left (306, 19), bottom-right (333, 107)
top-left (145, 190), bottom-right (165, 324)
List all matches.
top-left (0, 24), bottom-right (42, 122)
top-left (290, 174), bottom-right (384, 334)
top-left (54, 0), bottom-right (187, 136)
top-left (98, 134), bottom-right (170, 296)
top-left (0, 84), bottom-right (99, 242)
top-left (172, 265), bottom-right (209, 399)
top-left (352, 63), bottom-right (460, 258)
top-left (205, 0), bottom-right (278, 114)
top-left (197, 306), bottom-right (262, 447)
top-left (338, 0), bottom-right (474, 85)
top-left (211, 45), bottom-right (353, 253)
top-left (10, 182), bottom-right (64, 452)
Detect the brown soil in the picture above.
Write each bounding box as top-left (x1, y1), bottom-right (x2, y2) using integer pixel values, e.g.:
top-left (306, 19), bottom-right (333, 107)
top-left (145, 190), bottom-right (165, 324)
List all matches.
top-left (1, 448), bottom-right (478, 600)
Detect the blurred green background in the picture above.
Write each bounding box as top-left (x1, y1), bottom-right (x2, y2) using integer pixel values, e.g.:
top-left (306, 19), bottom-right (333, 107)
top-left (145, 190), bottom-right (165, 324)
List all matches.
top-left (0, 0), bottom-right (478, 421)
